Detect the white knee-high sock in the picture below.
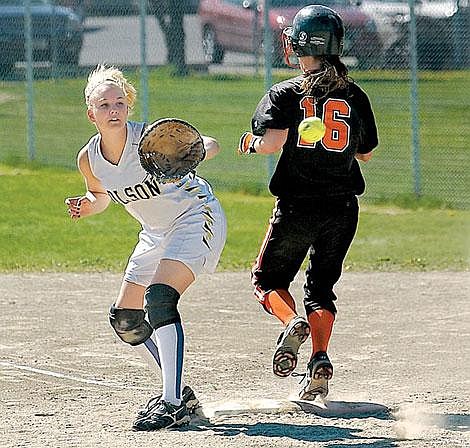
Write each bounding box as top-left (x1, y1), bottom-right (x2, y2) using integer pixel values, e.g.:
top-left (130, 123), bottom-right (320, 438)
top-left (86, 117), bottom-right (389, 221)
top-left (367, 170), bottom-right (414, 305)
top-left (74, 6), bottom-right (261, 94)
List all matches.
top-left (153, 322), bottom-right (185, 405)
top-left (132, 331), bottom-right (187, 391)
top-left (142, 334), bottom-right (161, 367)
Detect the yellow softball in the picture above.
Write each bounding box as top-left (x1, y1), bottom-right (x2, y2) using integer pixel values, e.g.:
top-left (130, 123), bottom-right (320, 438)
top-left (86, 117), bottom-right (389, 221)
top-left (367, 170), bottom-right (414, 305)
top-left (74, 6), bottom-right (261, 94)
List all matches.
top-left (298, 116), bottom-right (326, 143)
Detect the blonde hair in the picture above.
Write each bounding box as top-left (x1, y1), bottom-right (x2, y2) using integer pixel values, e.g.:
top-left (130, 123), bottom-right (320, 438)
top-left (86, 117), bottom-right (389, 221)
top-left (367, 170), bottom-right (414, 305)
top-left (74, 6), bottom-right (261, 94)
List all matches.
top-left (84, 64), bottom-right (137, 108)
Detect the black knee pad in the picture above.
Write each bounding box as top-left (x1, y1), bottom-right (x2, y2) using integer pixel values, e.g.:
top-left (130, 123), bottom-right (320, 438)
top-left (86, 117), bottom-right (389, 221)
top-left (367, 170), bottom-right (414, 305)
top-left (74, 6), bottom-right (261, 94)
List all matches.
top-left (144, 283), bottom-right (181, 330)
top-left (109, 305), bottom-right (153, 346)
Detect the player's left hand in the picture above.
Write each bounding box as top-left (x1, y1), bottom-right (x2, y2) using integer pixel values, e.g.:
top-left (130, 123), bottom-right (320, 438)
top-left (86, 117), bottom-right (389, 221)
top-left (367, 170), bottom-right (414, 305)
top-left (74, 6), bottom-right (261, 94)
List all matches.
top-left (64, 195), bottom-right (93, 220)
top-left (355, 151), bottom-right (373, 162)
top-left (138, 118), bottom-right (205, 183)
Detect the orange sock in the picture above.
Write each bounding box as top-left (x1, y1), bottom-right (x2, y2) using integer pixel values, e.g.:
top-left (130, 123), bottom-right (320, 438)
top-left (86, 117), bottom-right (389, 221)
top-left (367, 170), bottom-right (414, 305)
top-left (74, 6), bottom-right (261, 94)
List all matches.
top-left (308, 309), bottom-right (335, 354)
top-left (263, 289), bottom-right (297, 326)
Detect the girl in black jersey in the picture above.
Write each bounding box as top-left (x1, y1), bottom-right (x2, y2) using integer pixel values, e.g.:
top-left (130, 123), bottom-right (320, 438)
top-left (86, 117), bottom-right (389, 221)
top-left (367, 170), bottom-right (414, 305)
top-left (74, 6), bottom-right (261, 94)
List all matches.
top-left (238, 5), bottom-right (378, 401)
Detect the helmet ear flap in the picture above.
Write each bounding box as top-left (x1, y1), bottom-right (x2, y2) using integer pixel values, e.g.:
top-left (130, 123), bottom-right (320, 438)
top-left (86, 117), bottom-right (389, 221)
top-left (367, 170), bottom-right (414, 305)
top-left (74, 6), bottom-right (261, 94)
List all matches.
top-left (282, 27), bottom-right (300, 69)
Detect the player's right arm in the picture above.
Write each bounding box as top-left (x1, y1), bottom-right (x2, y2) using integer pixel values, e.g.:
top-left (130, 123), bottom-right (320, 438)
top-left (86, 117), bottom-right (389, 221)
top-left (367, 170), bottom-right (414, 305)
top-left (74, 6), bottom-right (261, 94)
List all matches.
top-left (65, 148), bottom-right (111, 220)
top-left (238, 129), bottom-right (288, 155)
top-left (239, 84), bottom-right (292, 155)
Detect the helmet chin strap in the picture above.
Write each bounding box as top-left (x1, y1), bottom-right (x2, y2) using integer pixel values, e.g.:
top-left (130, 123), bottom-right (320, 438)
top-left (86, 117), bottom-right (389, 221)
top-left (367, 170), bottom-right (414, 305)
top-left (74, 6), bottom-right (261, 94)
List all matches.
top-left (282, 29), bottom-right (300, 69)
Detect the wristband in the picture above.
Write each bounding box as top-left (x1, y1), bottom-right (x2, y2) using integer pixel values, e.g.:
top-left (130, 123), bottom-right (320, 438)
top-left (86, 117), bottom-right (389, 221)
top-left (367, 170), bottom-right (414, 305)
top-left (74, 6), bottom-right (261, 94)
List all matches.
top-left (238, 132), bottom-right (260, 155)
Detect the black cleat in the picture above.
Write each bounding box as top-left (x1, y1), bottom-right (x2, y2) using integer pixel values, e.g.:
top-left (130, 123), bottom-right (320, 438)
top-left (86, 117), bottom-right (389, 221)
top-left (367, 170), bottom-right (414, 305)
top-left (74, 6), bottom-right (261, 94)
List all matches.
top-left (298, 351), bottom-right (333, 400)
top-left (132, 399), bottom-right (190, 431)
top-left (272, 315), bottom-right (310, 378)
top-left (136, 385), bottom-right (199, 420)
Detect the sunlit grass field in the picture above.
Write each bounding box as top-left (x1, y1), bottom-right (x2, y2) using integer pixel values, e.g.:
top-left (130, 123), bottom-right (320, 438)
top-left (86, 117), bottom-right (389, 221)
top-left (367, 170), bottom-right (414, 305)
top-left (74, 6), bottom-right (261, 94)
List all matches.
top-left (1, 68), bottom-right (469, 207)
top-left (1, 164), bottom-right (468, 272)
top-left (1, 69), bottom-right (469, 272)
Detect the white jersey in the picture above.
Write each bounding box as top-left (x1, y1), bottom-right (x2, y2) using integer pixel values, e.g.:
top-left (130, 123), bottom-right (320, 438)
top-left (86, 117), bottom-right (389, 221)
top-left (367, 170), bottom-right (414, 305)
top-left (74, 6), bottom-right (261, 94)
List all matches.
top-left (86, 121), bottom-right (218, 234)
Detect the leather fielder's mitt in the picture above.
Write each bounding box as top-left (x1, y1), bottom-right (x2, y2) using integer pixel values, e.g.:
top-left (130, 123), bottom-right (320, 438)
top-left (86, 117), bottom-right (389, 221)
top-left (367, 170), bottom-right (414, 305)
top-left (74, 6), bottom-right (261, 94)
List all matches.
top-left (138, 118), bottom-right (206, 183)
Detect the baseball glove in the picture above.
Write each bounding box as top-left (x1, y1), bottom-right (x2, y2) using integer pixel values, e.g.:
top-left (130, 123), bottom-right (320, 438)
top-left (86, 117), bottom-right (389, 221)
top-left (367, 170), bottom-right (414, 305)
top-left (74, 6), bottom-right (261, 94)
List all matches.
top-left (138, 118), bottom-right (206, 183)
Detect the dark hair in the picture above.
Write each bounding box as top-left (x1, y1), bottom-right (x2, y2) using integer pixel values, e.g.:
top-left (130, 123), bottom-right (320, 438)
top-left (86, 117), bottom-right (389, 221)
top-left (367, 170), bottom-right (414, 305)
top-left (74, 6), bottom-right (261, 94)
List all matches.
top-left (323, 55), bottom-right (349, 78)
top-left (301, 55), bottom-right (352, 99)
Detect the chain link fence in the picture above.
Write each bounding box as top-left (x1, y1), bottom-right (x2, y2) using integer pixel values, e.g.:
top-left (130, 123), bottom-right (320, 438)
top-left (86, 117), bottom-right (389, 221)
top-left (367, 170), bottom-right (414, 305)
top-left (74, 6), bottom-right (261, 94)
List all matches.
top-left (0, 0), bottom-right (468, 208)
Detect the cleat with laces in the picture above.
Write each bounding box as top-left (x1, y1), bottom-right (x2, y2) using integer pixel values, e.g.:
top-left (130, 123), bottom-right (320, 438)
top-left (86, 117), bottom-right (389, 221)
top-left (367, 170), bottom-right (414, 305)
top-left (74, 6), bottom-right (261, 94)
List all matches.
top-left (136, 385), bottom-right (199, 419)
top-left (132, 399), bottom-right (190, 431)
top-left (298, 351), bottom-right (333, 401)
top-left (273, 315), bottom-right (310, 377)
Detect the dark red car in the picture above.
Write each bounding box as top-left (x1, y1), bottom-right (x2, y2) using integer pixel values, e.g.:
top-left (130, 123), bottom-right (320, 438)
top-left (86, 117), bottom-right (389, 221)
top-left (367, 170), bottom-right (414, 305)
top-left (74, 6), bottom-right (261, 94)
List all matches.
top-left (199, 0), bottom-right (383, 68)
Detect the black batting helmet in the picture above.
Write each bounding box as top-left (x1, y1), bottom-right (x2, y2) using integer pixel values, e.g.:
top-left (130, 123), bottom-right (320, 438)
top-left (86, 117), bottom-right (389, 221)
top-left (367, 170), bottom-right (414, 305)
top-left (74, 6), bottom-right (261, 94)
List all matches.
top-left (282, 4), bottom-right (344, 67)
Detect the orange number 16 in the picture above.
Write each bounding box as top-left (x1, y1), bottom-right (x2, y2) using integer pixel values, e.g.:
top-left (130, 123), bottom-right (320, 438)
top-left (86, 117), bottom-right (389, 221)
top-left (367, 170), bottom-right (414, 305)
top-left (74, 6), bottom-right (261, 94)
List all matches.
top-left (299, 97), bottom-right (351, 152)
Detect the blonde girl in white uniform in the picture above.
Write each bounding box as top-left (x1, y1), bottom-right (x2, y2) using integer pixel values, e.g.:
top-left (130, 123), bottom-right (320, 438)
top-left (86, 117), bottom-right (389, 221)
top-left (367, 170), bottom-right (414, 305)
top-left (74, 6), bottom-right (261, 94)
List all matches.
top-left (65, 65), bottom-right (227, 431)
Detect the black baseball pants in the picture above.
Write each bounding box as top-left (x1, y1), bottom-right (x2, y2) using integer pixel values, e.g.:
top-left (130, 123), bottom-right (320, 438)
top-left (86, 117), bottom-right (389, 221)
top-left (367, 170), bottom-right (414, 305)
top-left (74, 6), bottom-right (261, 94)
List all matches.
top-left (251, 196), bottom-right (359, 315)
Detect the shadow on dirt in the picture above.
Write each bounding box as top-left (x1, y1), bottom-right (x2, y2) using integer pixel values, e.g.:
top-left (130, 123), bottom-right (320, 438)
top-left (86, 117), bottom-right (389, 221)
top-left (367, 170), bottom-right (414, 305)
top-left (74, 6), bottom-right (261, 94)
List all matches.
top-left (442, 414), bottom-right (470, 431)
top-left (185, 401), bottom-right (396, 444)
top-left (186, 421), bottom-right (399, 446)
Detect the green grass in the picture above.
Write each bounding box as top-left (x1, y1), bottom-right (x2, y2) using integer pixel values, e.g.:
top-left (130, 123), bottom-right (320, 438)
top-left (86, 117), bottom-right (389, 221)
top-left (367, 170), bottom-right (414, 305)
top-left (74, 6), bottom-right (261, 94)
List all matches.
top-left (1, 164), bottom-right (469, 272)
top-left (1, 69), bottom-right (469, 272)
top-left (1, 68), bottom-right (469, 208)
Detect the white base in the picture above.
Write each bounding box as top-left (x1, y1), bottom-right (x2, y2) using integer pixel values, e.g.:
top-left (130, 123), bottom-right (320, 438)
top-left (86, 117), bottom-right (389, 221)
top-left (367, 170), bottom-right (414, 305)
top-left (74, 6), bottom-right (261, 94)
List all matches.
top-left (196, 398), bottom-right (390, 419)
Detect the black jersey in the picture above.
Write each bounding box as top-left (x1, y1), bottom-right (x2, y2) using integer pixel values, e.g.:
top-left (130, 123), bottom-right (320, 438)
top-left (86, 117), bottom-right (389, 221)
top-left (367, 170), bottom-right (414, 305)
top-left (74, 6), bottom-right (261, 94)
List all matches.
top-left (251, 74), bottom-right (378, 200)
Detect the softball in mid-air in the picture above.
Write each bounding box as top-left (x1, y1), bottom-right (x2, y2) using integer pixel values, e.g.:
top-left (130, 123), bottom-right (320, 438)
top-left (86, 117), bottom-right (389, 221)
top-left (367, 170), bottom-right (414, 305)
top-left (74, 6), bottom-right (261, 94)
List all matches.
top-left (298, 116), bottom-right (326, 143)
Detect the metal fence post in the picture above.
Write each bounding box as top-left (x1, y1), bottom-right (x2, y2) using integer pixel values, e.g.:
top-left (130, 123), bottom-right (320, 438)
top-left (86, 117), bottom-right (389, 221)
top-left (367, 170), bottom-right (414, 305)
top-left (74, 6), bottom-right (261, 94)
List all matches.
top-left (51, 2), bottom-right (58, 79)
top-left (139, 0), bottom-right (149, 123)
top-left (408, 0), bottom-right (421, 197)
top-left (25, 0), bottom-right (35, 161)
top-left (263, 0), bottom-right (275, 180)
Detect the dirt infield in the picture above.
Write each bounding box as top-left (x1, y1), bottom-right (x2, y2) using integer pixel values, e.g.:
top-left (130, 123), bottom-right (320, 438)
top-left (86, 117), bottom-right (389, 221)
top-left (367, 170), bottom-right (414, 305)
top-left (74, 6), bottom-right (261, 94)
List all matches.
top-left (1, 272), bottom-right (469, 448)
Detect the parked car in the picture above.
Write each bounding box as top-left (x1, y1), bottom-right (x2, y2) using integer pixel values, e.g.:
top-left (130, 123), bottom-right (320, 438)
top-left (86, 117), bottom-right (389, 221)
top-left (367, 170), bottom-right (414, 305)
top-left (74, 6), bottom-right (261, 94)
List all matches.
top-left (198, 0), bottom-right (383, 68)
top-left (360, 0), bottom-right (466, 69)
top-left (0, 0), bottom-right (84, 76)
top-left (84, 0), bottom-right (139, 16)
top-left (54, 0), bottom-right (86, 22)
